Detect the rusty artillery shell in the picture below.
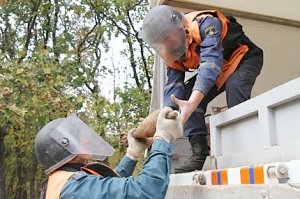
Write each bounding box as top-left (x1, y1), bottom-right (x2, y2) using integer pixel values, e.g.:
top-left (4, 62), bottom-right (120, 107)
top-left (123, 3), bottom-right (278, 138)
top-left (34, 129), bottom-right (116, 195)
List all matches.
top-left (132, 109), bottom-right (178, 138)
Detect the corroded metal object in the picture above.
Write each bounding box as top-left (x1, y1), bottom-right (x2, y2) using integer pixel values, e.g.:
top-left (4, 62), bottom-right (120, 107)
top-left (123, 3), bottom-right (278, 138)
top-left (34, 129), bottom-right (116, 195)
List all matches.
top-left (132, 109), bottom-right (178, 138)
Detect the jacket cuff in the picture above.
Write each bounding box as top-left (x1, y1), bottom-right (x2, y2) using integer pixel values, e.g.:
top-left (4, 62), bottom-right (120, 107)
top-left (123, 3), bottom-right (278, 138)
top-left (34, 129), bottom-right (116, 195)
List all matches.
top-left (151, 139), bottom-right (174, 156)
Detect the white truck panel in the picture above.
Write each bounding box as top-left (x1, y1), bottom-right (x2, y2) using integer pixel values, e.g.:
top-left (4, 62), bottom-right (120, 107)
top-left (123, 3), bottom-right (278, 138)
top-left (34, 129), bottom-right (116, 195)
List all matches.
top-left (210, 78), bottom-right (300, 169)
top-left (166, 78), bottom-right (300, 198)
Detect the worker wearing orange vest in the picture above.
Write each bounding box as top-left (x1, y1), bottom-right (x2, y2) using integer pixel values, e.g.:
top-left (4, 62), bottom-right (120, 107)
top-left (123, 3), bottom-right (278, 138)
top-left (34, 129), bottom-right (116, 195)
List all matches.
top-left (140, 5), bottom-right (263, 173)
top-left (35, 109), bottom-right (183, 199)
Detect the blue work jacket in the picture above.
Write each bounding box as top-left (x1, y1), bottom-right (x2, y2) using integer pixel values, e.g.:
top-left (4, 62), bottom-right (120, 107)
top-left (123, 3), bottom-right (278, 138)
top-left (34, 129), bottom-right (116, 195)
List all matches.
top-left (60, 139), bottom-right (174, 199)
top-left (164, 16), bottom-right (223, 109)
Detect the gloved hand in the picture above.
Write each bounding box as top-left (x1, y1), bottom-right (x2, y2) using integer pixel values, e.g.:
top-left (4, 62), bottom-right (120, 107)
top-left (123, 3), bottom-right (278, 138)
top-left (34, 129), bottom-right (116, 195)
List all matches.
top-left (154, 107), bottom-right (183, 143)
top-left (126, 128), bottom-right (150, 160)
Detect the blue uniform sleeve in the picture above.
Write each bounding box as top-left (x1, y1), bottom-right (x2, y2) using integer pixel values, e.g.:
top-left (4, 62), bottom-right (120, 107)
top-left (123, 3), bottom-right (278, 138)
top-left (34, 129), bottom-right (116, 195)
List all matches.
top-left (193, 16), bottom-right (223, 95)
top-left (115, 155), bottom-right (137, 177)
top-left (163, 67), bottom-right (185, 110)
top-left (60, 139), bottom-right (174, 199)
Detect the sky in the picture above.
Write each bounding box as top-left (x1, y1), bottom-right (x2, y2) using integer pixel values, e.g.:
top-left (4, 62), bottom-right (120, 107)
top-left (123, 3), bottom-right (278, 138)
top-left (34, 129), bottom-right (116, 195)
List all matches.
top-left (100, 35), bottom-right (132, 101)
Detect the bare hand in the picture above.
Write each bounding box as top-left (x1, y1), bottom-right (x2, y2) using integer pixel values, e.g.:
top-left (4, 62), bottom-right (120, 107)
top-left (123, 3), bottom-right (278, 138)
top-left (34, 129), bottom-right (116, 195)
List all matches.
top-left (171, 90), bottom-right (204, 124)
top-left (171, 94), bottom-right (196, 124)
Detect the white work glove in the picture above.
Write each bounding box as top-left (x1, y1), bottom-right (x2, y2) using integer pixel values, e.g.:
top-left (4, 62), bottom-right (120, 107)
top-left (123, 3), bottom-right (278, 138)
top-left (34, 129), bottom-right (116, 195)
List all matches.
top-left (154, 107), bottom-right (183, 143)
top-left (126, 128), bottom-right (150, 160)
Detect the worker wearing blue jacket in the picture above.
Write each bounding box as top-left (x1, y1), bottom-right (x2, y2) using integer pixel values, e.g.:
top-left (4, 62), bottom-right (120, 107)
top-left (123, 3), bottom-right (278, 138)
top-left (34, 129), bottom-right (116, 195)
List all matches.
top-left (140, 5), bottom-right (263, 173)
top-left (35, 107), bottom-right (182, 199)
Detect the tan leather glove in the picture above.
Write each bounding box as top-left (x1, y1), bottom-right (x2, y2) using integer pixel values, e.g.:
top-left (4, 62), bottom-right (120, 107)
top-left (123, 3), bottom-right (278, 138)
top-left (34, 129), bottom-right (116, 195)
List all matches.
top-left (154, 107), bottom-right (183, 143)
top-left (126, 128), bottom-right (149, 160)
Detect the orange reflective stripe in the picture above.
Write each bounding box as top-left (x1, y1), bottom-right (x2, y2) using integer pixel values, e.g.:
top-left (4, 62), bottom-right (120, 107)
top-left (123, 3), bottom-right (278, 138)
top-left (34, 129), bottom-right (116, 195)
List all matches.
top-left (211, 170), bottom-right (218, 185)
top-left (240, 165), bottom-right (265, 184)
top-left (254, 165), bottom-right (264, 184)
top-left (208, 165), bottom-right (265, 185)
top-left (221, 169), bottom-right (228, 185)
top-left (211, 169), bottom-right (228, 185)
top-left (240, 167), bottom-right (250, 184)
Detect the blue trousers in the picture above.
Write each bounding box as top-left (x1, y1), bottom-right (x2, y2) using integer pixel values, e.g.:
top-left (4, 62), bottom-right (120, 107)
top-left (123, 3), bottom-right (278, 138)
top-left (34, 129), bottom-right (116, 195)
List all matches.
top-left (183, 48), bottom-right (263, 137)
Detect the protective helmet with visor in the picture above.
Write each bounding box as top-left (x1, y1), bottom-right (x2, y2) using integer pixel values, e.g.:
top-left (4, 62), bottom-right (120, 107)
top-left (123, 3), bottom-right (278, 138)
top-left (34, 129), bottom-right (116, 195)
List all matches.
top-left (140, 5), bottom-right (187, 63)
top-left (35, 113), bottom-right (114, 174)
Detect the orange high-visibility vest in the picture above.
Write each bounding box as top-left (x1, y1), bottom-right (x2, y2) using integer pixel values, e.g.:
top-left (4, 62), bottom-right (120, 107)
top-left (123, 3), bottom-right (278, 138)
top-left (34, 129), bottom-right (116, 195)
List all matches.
top-left (166, 10), bottom-right (249, 89)
top-left (44, 162), bottom-right (117, 199)
top-left (45, 170), bottom-right (75, 199)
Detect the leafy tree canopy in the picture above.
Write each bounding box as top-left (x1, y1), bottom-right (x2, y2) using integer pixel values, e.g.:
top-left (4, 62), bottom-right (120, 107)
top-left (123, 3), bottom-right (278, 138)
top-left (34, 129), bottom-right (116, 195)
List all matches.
top-left (0, 0), bottom-right (153, 198)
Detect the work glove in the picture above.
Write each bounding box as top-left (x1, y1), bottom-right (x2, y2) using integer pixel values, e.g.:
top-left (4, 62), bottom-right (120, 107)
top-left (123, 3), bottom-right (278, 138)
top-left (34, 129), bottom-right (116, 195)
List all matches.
top-left (154, 107), bottom-right (183, 143)
top-left (126, 128), bottom-right (150, 160)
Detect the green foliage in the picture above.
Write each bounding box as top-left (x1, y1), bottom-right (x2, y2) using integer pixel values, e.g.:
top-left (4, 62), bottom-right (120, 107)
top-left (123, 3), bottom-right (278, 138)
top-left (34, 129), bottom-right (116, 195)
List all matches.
top-left (0, 59), bottom-right (77, 199)
top-left (0, 0), bottom-right (153, 198)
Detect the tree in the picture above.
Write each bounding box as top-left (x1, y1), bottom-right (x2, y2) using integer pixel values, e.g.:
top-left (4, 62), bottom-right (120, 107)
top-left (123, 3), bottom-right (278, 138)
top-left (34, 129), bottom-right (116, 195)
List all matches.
top-left (0, 127), bottom-right (7, 199)
top-left (0, 0), bottom-right (153, 198)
